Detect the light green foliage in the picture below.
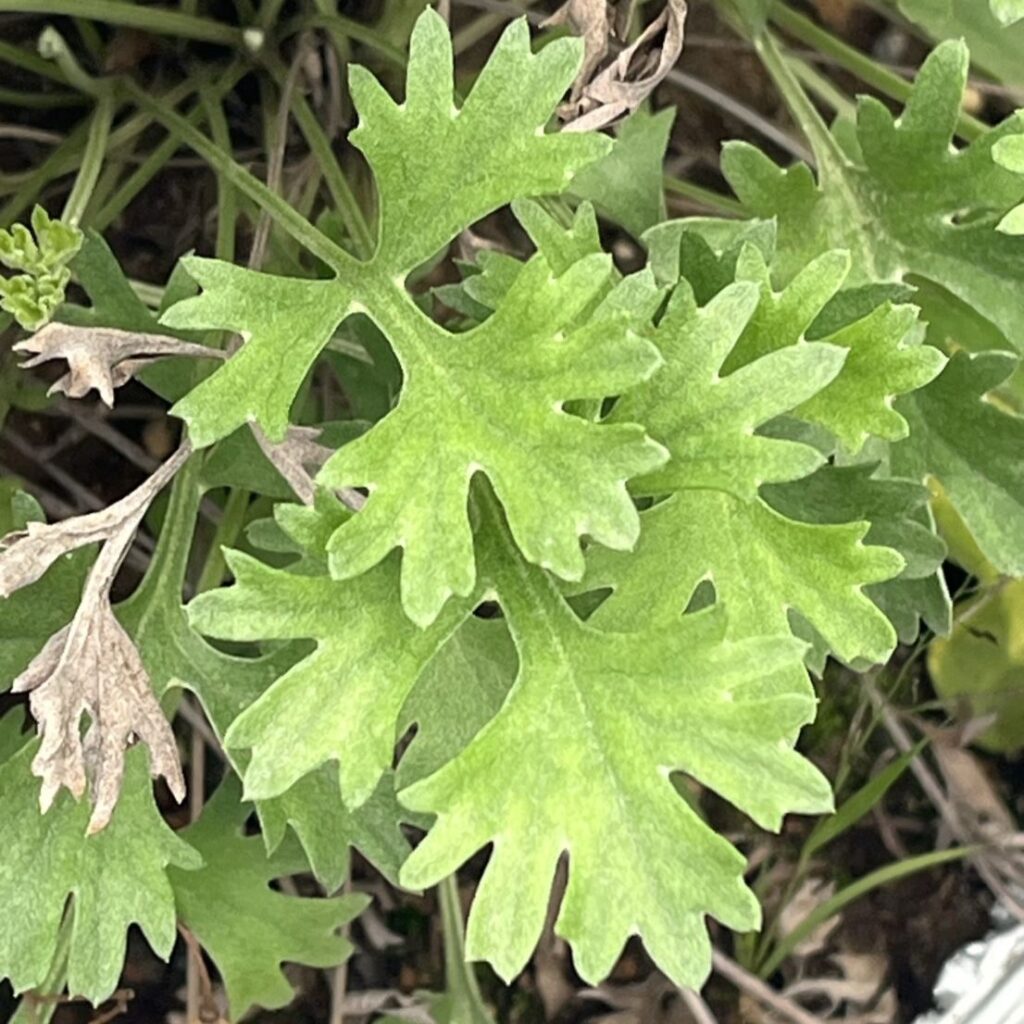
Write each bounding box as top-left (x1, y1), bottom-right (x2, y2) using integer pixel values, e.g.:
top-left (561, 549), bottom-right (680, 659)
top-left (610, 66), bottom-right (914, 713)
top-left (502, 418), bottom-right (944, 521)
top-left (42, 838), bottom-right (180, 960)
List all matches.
top-left (995, 136), bottom-right (1024, 235)
top-left (400, 518), bottom-right (832, 989)
top-left (0, 744), bottom-right (200, 1004)
top-left (397, 616), bottom-right (517, 788)
top-left (171, 777), bottom-right (367, 1017)
top-left (163, 261), bottom-right (352, 445)
top-left (991, 0), bottom-right (1024, 24)
top-left (583, 491), bottom-right (903, 664)
top-left (893, 352), bottom-right (1024, 576)
top-left (187, 496), bottom-right (477, 804)
top-left (160, 9), bottom-right (607, 450)
top-left (10, 10), bottom-right (1020, 1008)
top-left (763, 464), bottom-right (952, 644)
top-left (721, 42), bottom-right (1024, 349)
top-left (0, 206), bottom-right (82, 330)
top-left (318, 255), bottom-right (666, 625)
top-left (898, 0), bottom-right (1024, 84)
top-left (928, 580), bottom-right (1024, 752)
top-left (614, 282), bottom-right (846, 498)
top-left (571, 108), bottom-right (675, 238)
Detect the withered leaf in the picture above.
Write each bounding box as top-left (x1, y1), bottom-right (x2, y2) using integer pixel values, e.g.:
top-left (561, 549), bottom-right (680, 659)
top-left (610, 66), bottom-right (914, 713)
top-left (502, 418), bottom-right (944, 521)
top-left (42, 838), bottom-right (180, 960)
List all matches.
top-left (562, 0), bottom-right (687, 133)
top-left (13, 598), bottom-right (185, 834)
top-left (0, 444), bottom-right (189, 598)
top-left (543, 0), bottom-right (613, 101)
top-left (15, 322), bottom-right (225, 407)
top-left (2, 447), bottom-right (191, 832)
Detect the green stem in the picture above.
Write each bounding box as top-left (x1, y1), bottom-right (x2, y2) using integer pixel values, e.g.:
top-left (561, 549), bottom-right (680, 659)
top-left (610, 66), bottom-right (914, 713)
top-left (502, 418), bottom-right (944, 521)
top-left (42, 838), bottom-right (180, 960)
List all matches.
top-left (786, 54), bottom-right (857, 120)
top-left (1, 77), bottom-right (197, 225)
top-left (754, 28), bottom-right (848, 175)
top-left (0, 39), bottom-right (68, 83)
top-left (283, 11), bottom-right (407, 68)
top-left (10, 912), bottom-right (73, 1024)
top-left (767, 0), bottom-right (986, 142)
top-left (121, 78), bottom-right (353, 272)
top-left (93, 64), bottom-right (247, 232)
top-left (439, 875), bottom-right (494, 1024)
top-left (259, 51), bottom-right (375, 257)
top-left (61, 89), bottom-right (116, 226)
top-left (196, 488), bottom-right (250, 593)
top-left (0, 86), bottom-right (86, 109)
top-left (37, 25), bottom-right (103, 97)
top-left (200, 88), bottom-right (239, 265)
top-left (663, 175), bottom-right (744, 216)
top-left (0, 1), bottom-right (243, 47)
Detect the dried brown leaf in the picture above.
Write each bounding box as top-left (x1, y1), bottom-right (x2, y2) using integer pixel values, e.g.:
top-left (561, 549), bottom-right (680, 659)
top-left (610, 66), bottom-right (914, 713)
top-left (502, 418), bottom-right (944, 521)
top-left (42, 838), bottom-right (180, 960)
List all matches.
top-left (15, 322), bottom-right (225, 407)
top-left (563, 0), bottom-right (687, 133)
top-left (544, 0), bottom-right (613, 101)
top-left (0, 444), bottom-right (189, 598)
top-left (3, 446), bottom-right (191, 832)
top-left (13, 595), bottom-right (184, 834)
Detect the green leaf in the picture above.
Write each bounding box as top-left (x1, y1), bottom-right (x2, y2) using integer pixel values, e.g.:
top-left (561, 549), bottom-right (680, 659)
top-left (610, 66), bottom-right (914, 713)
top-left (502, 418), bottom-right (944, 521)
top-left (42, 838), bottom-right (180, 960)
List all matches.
top-left (802, 742), bottom-right (924, 860)
top-left (187, 519), bottom-right (476, 804)
top-left (892, 351), bottom-right (1024, 576)
top-left (397, 615), bottom-right (517, 789)
top-left (353, 10), bottom-right (606, 274)
top-left (898, 0), bottom-right (1024, 84)
top-left (161, 10), bottom-right (607, 450)
top-left (763, 463), bottom-right (952, 643)
top-left (570, 108), bottom-right (674, 238)
top-left (991, 0), bottom-right (1024, 25)
top-left (613, 281), bottom-right (846, 499)
top-left (582, 491), bottom-right (902, 664)
top-left (120, 470), bottom-right (407, 889)
top-left (928, 579), bottom-right (1024, 752)
top-left (995, 136), bottom-right (1024, 235)
top-left (0, 207), bottom-right (82, 330)
top-left (258, 766), bottom-right (410, 890)
top-left (170, 775), bottom-right (368, 1017)
top-left (400, 518), bottom-right (832, 989)
top-left (0, 745), bottom-right (200, 1004)
top-left (726, 247), bottom-right (946, 451)
top-left (317, 254), bottom-right (666, 626)
top-left (721, 42), bottom-right (1024, 348)
top-left (162, 259), bottom-right (353, 445)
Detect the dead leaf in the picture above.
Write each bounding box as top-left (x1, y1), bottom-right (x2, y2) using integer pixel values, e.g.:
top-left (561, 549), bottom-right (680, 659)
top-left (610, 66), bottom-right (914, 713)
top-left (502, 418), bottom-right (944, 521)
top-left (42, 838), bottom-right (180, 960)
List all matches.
top-left (3, 446), bottom-right (191, 832)
top-left (0, 443), bottom-right (189, 598)
top-left (13, 573), bottom-right (184, 833)
top-left (544, 0), bottom-right (613, 101)
top-left (15, 322), bottom-right (225, 407)
top-left (253, 425), bottom-right (333, 506)
top-left (562, 0), bottom-right (687, 133)
top-left (579, 976), bottom-right (694, 1024)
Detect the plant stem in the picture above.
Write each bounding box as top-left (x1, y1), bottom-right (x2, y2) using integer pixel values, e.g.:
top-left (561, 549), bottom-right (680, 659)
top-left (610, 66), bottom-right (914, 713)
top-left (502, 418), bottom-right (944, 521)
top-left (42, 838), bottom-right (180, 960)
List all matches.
top-left (767, 0), bottom-right (987, 142)
top-left (122, 79), bottom-right (354, 272)
top-left (664, 175), bottom-right (744, 216)
top-left (10, 913), bottom-right (73, 1024)
top-left (196, 488), bottom-right (250, 593)
top-left (754, 28), bottom-right (848, 175)
top-left (259, 50), bottom-right (375, 258)
top-left (439, 874), bottom-right (494, 1024)
top-left (0, 39), bottom-right (68, 84)
top-left (61, 89), bottom-right (116, 226)
top-left (0, 1), bottom-right (243, 47)
top-left (93, 63), bottom-right (248, 232)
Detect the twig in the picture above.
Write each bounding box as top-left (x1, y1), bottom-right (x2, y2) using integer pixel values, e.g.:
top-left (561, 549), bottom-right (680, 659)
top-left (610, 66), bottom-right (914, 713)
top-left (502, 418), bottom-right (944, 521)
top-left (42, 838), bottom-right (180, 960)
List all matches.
top-left (711, 950), bottom-right (825, 1024)
top-left (679, 985), bottom-right (719, 1024)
